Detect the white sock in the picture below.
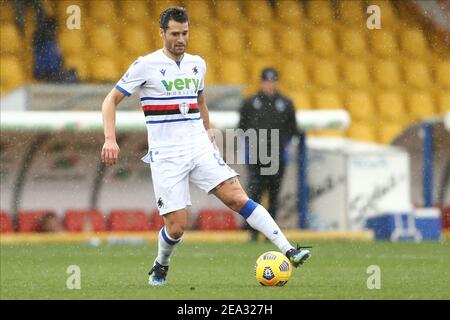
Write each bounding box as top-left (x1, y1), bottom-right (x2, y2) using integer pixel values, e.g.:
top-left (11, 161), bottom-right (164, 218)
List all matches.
top-left (240, 199), bottom-right (294, 254)
top-left (156, 226), bottom-right (182, 266)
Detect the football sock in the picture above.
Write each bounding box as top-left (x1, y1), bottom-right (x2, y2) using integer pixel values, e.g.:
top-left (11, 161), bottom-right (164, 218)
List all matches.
top-left (156, 226), bottom-right (182, 266)
top-left (240, 199), bottom-right (294, 254)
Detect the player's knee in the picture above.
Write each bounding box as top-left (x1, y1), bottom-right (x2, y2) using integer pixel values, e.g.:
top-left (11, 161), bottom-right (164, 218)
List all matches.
top-left (166, 224), bottom-right (185, 240)
top-left (228, 195), bottom-right (249, 212)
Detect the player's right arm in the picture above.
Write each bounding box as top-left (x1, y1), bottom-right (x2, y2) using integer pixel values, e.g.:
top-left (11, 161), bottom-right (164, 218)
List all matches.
top-left (101, 88), bottom-right (126, 166)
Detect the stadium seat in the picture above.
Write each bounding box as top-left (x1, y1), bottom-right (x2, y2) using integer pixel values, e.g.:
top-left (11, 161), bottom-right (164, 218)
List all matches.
top-left (407, 91), bottom-right (436, 121)
top-left (58, 29), bottom-right (86, 57)
top-left (337, 0), bottom-right (364, 26)
top-left (312, 59), bottom-right (339, 88)
top-left (197, 210), bottom-right (239, 231)
top-left (121, 25), bottom-right (153, 57)
top-left (438, 91), bottom-right (450, 114)
top-left (342, 60), bottom-right (371, 88)
top-left (345, 91), bottom-right (375, 122)
top-left (0, 2), bottom-right (15, 23)
top-left (217, 58), bottom-right (247, 85)
top-left (0, 57), bottom-right (26, 92)
top-left (89, 57), bottom-right (121, 83)
top-left (339, 29), bottom-right (367, 57)
top-left (64, 55), bottom-right (89, 81)
top-left (63, 209), bottom-right (107, 232)
top-left (309, 27), bottom-right (337, 57)
top-left (215, 0), bottom-right (244, 24)
top-left (185, 0), bottom-right (213, 26)
top-left (245, 0), bottom-right (273, 25)
top-left (435, 60), bottom-right (450, 89)
top-left (109, 209), bottom-right (151, 232)
top-left (378, 122), bottom-right (404, 144)
top-left (278, 29), bottom-right (306, 57)
top-left (403, 60), bottom-right (432, 89)
top-left (279, 60), bottom-right (309, 90)
top-left (17, 210), bottom-right (53, 233)
top-left (377, 91), bottom-right (405, 121)
top-left (0, 24), bottom-right (20, 55)
top-left (313, 91), bottom-right (342, 109)
top-left (248, 28), bottom-right (275, 57)
top-left (400, 28), bottom-right (429, 58)
top-left (88, 26), bottom-right (119, 58)
top-left (119, 0), bottom-right (150, 23)
top-left (370, 30), bottom-right (398, 57)
top-left (188, 26), bottom-right (214, 57)
top-left (219, 27), bottom-right (245, 57)
top-left (275, 0), bottom-right (305, 25)
top-left (88, 1), bottom-right (117, 24)
top-left (443, 206), bottom-right (450, 229)
top-left (149, 211), bottom-right (165, 231)
top-left (0, 211), bottom-right (13, 233)
top-left (290, 91), bottom-right (313, 110)
top-left (307, 0), bottom-right (333, 25)
top-left (348, 122), bottom-right (377, 142)
top-left (372, 60), bottom-right (401, 88)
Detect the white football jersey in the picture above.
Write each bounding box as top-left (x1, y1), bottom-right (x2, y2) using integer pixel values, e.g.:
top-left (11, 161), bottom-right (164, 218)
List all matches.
top-left (115, 49), bottom-right (209, 151)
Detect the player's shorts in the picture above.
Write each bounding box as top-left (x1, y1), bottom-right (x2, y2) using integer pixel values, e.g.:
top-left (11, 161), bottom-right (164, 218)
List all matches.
top-left (142, 143), bottom-right (239, 215)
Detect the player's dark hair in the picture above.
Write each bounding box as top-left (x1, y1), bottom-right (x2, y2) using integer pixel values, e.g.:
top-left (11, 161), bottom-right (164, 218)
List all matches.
top-left (159, 7), bottom-right (189, 30)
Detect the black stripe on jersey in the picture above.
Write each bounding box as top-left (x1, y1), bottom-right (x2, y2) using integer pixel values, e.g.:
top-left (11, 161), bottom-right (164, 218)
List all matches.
top-left (144, 108), bottom-right (200, 116)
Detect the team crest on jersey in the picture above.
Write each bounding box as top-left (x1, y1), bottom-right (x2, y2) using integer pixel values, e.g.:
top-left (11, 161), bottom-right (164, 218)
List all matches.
top-left (178, 102), bottom-right (190, 116)
top-left (160, 69), bottom-right (166, 76)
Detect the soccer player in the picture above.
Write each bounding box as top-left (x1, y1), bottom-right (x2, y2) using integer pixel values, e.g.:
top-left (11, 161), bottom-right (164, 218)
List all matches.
top-left (101, 7), bottom-right (311, 286)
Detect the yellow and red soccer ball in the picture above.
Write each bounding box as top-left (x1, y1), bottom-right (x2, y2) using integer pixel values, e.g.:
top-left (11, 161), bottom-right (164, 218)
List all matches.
top-left (255, 251), bottom-right (292, 286)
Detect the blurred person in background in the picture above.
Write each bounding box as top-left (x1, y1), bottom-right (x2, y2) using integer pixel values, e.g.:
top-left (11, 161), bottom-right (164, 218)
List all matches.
top-left (12, 0), bottom-right (46, 35)
top-left (38, 211), bottom-right (63, 233)
top-left (239, 68), bottom-right (299, 241)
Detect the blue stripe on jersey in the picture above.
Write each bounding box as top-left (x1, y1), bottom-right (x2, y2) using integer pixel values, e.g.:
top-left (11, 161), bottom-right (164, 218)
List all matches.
top-left (146, 116), bottom-right (202, 124)
top-left (115, 85), bottom-right (131, 96)
top-left (140, 96), bottom-right (198, 101)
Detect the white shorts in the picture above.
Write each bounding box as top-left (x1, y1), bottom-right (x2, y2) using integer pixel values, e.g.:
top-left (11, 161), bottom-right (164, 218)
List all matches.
top-left (142, 144), bottom-right (239, 215)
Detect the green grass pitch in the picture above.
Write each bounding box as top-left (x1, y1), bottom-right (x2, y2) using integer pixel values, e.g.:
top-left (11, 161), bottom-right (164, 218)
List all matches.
top-left (1, 240), bottom-right (449, 299)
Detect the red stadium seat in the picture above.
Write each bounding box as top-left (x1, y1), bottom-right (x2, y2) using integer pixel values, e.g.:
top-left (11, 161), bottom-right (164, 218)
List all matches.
top-left (197, 210), bottom-right (239, 231)
top-left (149, 211), bottom-right (165, 231)
top-left (109, 209), bottom-right (150, 232)
top-left (443, 206), bottom-right (450, 229)
top-left (17, 210), bottom-right (53, 232)
top-left (0, 211), bottom-right (13, 233)
top-left (64, 209), bottom-right (107, 232)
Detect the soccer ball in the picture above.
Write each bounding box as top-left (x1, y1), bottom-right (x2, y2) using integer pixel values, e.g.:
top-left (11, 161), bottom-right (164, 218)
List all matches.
top-left (255, 251), bottom-right (292, 286)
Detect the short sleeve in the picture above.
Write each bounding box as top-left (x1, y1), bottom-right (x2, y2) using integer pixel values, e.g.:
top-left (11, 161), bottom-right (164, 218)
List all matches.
top-left (197, 57), bottom-right (207, 94)
top-left (115, 57), bottom-right (147, 96)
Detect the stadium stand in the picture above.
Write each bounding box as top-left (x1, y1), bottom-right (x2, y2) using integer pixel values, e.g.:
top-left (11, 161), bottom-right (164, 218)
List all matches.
top-left (197, 210), bottom-right (239, 231)
top-left (149, 211), bottom-right (165, 231)
top-left (0, 211), bottom-right (13, 233)
top-left (17, 210), bottom-right (53, 232)
top-left (108, 209), bottom-right (151, 231)
top-left (63, 209), bottom-right (107, 232)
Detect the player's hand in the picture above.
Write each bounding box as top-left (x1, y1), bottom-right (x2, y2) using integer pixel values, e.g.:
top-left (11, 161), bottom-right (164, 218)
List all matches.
top-left (101, 138), bottom-right (120, 166)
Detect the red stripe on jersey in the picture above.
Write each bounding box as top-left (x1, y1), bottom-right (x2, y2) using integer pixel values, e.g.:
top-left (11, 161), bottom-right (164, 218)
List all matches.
top-left (142, 103), bottom-right (198, 111)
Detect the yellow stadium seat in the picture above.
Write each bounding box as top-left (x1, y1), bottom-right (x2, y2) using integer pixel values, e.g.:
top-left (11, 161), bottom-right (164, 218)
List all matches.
top-left (377, 91), bottom-right (405, 121)
top-left (58, 29), bottom-right (86, 56)
top-left (373, 60), bottom-right (401, 88)
top-left (309, 27), bottom-right (337, 57)
top-left (307, 0), bottom-right (333, 25)
top-left (348, 122), bottom-right (377, 142)
top-left (89, 26), bottom-right (119, 58)
top-left (65, 55), bottom-right (89, 81)
top-left (89, 1), bottom-right (117, 24)
top-left (378, 122), bottom-right (404, 144)
top-left (407, 92), bottom-right (436, 121)
top-left (0, 2), bottom-right (15, 23)
top-left (90, 57), bottom-right (121, 83)
top-left (184, 0), bottom-right (212, 21)
top-left (337, 0), bottom-right (364, 26)
top-left (314, 91), bottom-right (342, 109)
top-left (339, 29), bottom-right (367, 57)
top-left (188, 26), bottom-right (214, 57)
top-left (0, 24), bottom-right (21, 55)
top-left (312, 60), bottom-right (339, 88)
top-left (218, 27), bottom-right (245, 57)
top-left (0, 57), bottom-right (26, 92)
top-left (121, 25), bottom-right (153, 56)
top-left (217, 58), bottom-right (247, 85)
top-left (245, 0), bottom-right (273, 25)
top-left (403, 60), bottom-right (432, 89)
top-left (275, 0), bottom-right (304, 25)
top-left (342, 60), bottom-right (371, 88)
top-left (438, 92), bottom-right (450, 114)
top-left (290, 91), bottom-right (312, 110)
top-left (278, 29), bottom-right (306, 57)
top-left (248, 28), bottom-right (275, 57)
top-left (247, 57), bottom-right (275, 86)
top-left (370, 30), bottom-right (398, 57)
top-left (400, 29), bottom-right (429, 59)
top-left (435, 60), bottom-right (450, 89)
top-left (215, 0), bottom-right (244, 24)
top-left (119, 1), bottom-right (151, 23)
top-left (279, 60), bottom-right (309, 90)
top-left (345, 91), bottom-right (375, 122)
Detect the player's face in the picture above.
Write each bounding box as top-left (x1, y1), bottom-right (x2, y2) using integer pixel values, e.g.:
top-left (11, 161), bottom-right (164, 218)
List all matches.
top-left (161, 20), bottom-right (189, 58)
top-left (260, 80), bottom-right (278, 96)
